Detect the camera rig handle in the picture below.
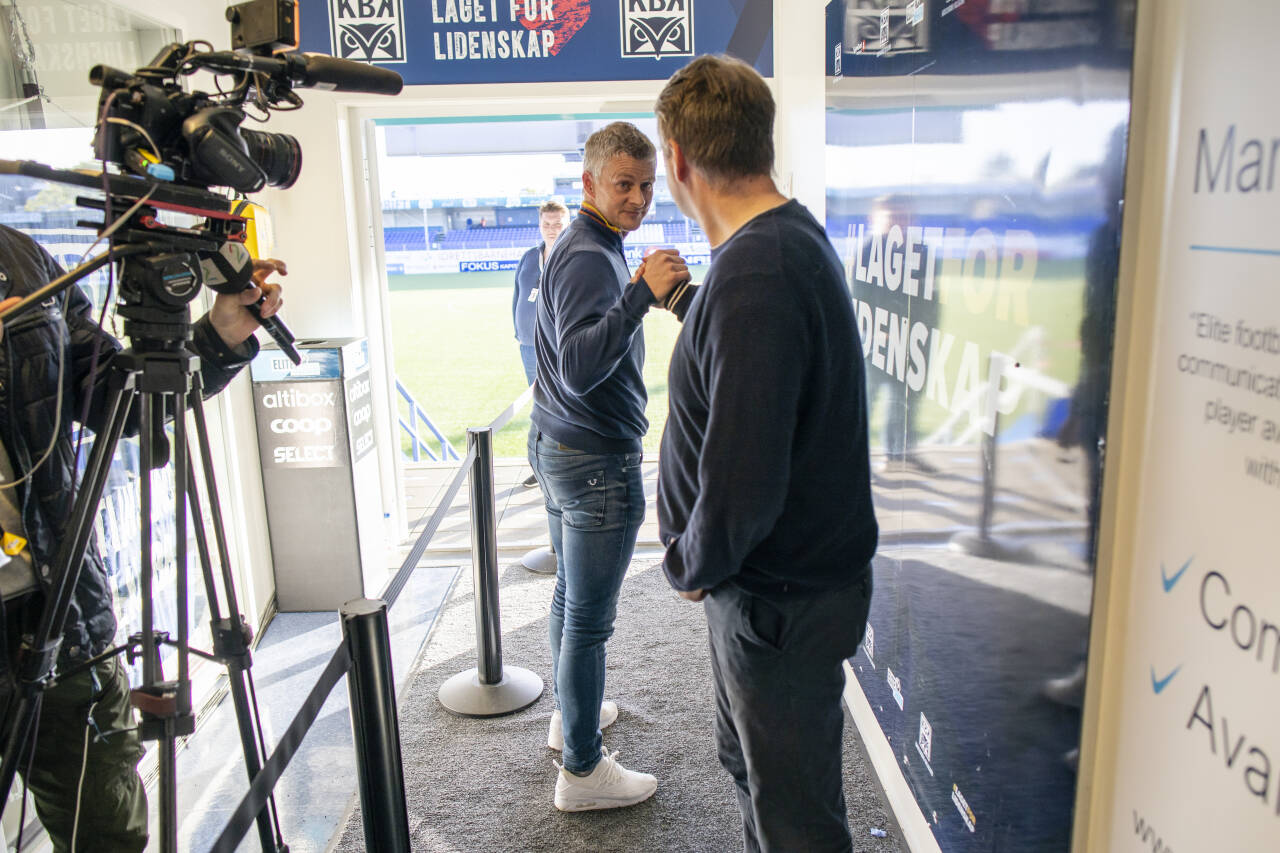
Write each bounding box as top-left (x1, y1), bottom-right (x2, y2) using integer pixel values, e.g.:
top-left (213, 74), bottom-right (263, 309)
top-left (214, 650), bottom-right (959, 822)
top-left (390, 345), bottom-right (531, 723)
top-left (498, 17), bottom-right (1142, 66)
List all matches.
top-left (0, 159), bottom-right (302, 364)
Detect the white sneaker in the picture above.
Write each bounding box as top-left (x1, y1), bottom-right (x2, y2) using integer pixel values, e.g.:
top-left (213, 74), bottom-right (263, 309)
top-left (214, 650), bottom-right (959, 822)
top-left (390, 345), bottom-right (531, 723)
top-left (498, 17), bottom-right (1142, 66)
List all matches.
top-left (554, 748), bottom-right (657, 812)
top-left (547, 700), bottom-right (619, 751)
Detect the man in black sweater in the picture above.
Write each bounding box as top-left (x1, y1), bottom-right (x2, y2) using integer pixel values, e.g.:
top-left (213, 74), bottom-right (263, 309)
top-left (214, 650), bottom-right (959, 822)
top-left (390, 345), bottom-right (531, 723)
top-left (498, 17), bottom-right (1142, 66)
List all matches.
top-left (655, 56), bottom-right (878, 852)
top-left (528, 121), bottom-right (687, 811)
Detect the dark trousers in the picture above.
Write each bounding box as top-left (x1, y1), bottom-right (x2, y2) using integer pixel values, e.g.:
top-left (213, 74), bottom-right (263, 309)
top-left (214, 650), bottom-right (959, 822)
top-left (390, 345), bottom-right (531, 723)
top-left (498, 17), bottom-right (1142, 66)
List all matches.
top-left (24, 656), bottom-right (148, 852)
top-left (705, 573), bottom-right (872, 853)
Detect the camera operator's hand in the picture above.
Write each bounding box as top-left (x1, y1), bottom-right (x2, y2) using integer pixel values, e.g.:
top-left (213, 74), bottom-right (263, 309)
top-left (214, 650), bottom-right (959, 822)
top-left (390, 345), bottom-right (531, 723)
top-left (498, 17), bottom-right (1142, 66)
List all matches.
top-left (0, 296), bottom-right (19, 342)
top-left (210, 258), bottom-right (287, 349)
top-left (634, 249), bottom-right (689, 304)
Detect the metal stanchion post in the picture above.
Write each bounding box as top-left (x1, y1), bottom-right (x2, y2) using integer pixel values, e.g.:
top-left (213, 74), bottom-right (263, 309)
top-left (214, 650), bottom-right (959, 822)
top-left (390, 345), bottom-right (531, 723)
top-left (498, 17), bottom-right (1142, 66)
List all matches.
top-left (520, 543), bottom-right (557, 574)
top-left (341, 598), bottom-right (410, 853)
top-left (438, 427), bottom-right (543, 716)
top-left (950, 353), bottom-right (1033, 562)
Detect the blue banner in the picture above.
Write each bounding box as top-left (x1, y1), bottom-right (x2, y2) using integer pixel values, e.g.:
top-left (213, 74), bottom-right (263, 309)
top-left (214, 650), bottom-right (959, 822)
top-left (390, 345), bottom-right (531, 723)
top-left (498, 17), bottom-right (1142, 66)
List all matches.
top-left (300, 0), bottom-right (773, 85)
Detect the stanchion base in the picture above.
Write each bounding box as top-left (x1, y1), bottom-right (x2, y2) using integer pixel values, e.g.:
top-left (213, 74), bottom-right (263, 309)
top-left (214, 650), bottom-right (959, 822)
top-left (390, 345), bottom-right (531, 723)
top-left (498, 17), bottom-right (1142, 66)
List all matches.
top-left (438, 666), bottom-right (544, 717)
top-left (948, 531), bottom-right (1036, 564)
top-left (520, 546), bottom-right (557, 575)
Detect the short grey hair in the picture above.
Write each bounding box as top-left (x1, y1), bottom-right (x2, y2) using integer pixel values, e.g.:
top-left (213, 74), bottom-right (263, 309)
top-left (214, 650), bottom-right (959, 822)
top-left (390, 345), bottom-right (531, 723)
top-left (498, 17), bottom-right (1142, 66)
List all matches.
top-left (583, 122), bottom-right (655, 178)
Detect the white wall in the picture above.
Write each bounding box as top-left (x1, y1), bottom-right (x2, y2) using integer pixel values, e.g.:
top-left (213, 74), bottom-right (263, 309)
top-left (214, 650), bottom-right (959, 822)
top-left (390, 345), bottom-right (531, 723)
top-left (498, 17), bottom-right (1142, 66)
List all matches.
top-left (93, 0), bottom-right (280, 627)
top-left (773, 0), bottom-right (828, 219)
top-left (1077, 1), bottom-right (1280, 849)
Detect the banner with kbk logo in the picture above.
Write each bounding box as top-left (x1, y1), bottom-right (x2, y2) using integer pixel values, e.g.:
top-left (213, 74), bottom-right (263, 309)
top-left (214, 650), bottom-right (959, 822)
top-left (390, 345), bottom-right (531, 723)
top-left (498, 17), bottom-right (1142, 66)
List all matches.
top-left (300, 0), bottom-right (772, 84)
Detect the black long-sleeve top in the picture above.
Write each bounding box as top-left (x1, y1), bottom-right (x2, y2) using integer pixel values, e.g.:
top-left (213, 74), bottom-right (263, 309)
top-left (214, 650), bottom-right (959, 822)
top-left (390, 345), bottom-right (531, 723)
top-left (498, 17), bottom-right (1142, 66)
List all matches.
top-left (658, 200), bottom-right (878, 596)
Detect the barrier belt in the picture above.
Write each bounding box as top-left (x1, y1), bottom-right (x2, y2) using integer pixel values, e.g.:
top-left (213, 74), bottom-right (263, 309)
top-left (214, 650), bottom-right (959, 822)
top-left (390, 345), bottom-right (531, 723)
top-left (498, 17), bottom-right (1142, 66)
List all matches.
top-left (209, 643), bottom-right (353, 853)
top-left (381, 444), bottom-right (478, 611)
top-left (487, 385), bottom-right (533, 433)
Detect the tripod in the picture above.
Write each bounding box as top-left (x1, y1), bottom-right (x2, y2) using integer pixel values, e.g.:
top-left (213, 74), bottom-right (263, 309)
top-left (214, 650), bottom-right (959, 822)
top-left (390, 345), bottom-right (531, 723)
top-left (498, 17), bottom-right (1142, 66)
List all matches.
top-left (0, 230), bottom-right (289, 851)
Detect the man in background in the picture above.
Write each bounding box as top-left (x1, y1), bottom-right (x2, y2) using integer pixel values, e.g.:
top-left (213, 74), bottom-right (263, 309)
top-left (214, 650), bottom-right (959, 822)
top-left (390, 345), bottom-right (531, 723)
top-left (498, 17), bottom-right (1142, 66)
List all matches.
top-left (655, 56), bottom-right (878, 852)
top-left (528, 121), bottom-right (687, 812)
top-left (0, 225), bottom-right (284, 851)
top-left (514, 200), bottom-right (568, 488)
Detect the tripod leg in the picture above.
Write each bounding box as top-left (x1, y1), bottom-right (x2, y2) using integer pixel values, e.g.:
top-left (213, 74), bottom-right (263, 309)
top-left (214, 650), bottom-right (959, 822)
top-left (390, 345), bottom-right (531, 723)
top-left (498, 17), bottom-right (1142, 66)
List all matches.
top-left (185, 388), bottom-right (285, 853)
top-left (187, 380), bottom-right (249, 627)
top-left (134, 391), bottom-right (180, 853)
top-left (155, 391), bottom-right (190, 853)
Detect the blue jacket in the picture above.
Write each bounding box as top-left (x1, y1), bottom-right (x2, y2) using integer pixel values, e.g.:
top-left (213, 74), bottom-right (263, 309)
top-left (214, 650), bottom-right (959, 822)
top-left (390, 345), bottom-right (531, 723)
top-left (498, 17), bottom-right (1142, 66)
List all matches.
top-left (512, 244), bottom-right (542, 346)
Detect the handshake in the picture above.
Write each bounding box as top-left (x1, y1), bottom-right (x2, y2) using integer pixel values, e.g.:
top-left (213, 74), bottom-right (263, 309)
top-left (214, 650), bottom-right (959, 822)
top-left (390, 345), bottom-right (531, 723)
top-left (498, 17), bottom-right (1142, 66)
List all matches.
top-left (634, 248), bottom-right (696, 317)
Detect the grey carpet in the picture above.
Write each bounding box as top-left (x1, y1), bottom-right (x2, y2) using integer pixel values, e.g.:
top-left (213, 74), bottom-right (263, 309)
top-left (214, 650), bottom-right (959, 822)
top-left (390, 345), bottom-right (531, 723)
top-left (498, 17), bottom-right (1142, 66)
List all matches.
top-left (335, 557), bottom-right (903, 852)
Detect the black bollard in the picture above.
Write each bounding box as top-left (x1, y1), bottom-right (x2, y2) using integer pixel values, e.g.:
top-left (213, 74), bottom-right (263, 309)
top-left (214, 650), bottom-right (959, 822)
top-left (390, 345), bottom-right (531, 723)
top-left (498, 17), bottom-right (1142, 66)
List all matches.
top-left (470, 427), bottom-right (504, 684)
top-left (437, 427), bottom-right (543, 716)
top-left (949, 353), bottom-right (1033, 563)
top-left (341, 598), bottom-right (410, 852)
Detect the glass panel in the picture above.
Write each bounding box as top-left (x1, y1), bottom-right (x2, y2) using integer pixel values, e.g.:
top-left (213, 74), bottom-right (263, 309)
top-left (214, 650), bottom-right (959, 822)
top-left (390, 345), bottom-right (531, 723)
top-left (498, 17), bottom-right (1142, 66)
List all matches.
top-left (825, 1), bottom-right (1136, 849)
top-left (0, 1), bottom-right (213, 690)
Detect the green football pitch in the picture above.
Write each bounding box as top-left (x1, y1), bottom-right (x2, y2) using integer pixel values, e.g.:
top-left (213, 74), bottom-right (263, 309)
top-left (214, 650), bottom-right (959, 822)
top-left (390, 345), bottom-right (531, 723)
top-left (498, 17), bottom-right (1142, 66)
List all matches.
top-left (388, 271), bottom-right (686, 459)
top-left (387, 263), bottom-right (1085, 461)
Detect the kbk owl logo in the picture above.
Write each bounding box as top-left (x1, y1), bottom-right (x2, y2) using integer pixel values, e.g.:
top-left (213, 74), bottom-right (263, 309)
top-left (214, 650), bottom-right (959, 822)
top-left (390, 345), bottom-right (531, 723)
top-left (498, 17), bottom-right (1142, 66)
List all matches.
top-left (330, 0), bottom-right (407, 63)
top-left (620, 0), bottom-right (693, 60)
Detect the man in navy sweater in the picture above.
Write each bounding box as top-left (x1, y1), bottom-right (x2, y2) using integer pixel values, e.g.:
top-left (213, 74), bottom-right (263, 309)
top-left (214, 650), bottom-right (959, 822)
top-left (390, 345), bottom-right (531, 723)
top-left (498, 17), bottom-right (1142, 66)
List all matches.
top-left (528, 121), bottom-right (688, 811)
top-left (654, 56), bottom-right (878, 852)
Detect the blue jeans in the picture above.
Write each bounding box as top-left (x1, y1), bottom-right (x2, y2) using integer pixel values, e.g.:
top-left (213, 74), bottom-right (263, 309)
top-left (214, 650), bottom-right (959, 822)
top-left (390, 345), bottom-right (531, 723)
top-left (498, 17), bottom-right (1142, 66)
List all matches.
top-left (528, 431), bottom-right (645, 774)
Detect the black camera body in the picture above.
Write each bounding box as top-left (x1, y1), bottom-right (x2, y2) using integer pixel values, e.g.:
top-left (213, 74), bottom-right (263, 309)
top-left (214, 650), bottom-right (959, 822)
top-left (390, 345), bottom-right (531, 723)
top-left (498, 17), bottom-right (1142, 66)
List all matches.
top-left (88, 0), bottom-right (400, 196)
top-left (91, 42), bottom-right (303, 194)
top-left (0, 0), bottom-right (401, 358)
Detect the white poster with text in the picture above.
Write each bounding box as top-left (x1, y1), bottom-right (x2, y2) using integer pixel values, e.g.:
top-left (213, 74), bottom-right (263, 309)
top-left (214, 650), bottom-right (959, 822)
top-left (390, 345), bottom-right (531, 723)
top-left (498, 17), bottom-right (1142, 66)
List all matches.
top-left (1107, 3), bottom-right (1280, 851)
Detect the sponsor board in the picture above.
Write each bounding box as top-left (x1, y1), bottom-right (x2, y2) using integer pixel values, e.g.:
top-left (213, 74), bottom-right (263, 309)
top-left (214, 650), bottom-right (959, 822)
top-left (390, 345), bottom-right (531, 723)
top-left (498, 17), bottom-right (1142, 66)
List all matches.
top-left (253, 380), bottom-right (347, 470)
top-left (886, 666), bottom-right (904, 710)
top-left (952, 783), bottom-right (976, 833)
top-left (915, 712), bottom-right (934, 776)
top-left (345, 372), bottom-right (376, 462)
top-left (459, 259), bottom-right (520, 272)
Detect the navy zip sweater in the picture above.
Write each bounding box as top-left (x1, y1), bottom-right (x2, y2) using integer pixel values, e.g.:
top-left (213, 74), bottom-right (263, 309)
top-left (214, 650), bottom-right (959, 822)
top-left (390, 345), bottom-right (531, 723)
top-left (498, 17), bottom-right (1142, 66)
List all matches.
top-left (531, 211), bottom-right (655, 453)
top-left (658, 200), bottom-right (878, 596)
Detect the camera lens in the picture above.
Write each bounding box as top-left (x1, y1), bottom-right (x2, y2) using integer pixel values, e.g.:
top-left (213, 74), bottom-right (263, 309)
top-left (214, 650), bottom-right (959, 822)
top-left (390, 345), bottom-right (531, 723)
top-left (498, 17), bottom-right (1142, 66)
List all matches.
top-left (241, 129), bottom-right (302, 189)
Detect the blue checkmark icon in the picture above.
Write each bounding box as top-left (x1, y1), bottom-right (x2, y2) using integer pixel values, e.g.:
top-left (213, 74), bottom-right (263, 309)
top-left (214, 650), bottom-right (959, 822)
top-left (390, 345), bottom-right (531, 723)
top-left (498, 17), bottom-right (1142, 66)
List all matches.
top-left (1161, 556), bottom-right (1193, 592)
top-left (1151, 665), bottom-right (1181, 694)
